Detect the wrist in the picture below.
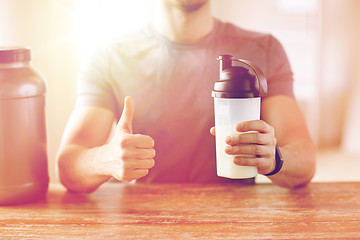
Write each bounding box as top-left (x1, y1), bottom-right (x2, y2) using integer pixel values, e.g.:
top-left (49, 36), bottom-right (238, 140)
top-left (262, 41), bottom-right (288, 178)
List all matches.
top-left (264, 145), bottom-right (283, 176)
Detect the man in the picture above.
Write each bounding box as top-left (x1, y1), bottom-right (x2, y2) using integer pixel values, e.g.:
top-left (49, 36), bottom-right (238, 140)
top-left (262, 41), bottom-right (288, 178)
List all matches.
top-left (57, 0), bottom-right (316, 193)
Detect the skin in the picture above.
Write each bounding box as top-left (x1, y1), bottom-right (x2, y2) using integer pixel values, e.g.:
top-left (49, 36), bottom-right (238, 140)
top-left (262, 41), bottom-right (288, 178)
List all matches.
top-left (57, 97), bottom-right (156, 193)
top-left (57, 0), bottom-right (316, 193)
top-left (210, 95), bottom-right (316, 188)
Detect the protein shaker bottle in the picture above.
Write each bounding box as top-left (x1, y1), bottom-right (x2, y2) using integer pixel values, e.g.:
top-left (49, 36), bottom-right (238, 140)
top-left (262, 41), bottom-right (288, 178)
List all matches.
top-left (212, 55), bottom-right (267, 179)
top-left (0, 47), bottom-right (49, 205)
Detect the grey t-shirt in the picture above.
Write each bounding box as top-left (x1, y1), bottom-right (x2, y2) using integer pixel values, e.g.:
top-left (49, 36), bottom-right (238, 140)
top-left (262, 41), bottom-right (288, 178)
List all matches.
top-left (76, 19), bottom-right (294, 183)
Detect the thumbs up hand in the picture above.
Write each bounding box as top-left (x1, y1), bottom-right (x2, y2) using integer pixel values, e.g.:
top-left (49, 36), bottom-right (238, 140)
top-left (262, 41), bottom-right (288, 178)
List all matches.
top-left (117, 96), bottom-right (134, 134)
top-left (103, 96), bottom-right (156, 182)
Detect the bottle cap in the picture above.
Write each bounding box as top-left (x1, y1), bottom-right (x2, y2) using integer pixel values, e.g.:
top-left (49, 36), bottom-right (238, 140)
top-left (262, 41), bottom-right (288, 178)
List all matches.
top-left (212, 55), bottom-right (267, 98)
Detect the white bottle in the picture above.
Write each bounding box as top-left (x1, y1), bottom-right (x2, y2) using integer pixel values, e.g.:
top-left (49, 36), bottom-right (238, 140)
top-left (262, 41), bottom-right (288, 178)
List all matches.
top-left (212, 55), bottom-right (267, 179)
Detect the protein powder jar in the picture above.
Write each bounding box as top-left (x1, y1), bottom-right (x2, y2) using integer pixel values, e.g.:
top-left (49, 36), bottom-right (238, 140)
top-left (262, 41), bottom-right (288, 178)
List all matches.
top-left (0, 47), bottom-right (49, 205)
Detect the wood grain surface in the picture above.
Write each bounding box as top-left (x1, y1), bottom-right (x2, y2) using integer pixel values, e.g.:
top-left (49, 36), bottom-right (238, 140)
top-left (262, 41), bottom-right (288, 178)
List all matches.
top-left (1, 182), bottom-right (359, 239)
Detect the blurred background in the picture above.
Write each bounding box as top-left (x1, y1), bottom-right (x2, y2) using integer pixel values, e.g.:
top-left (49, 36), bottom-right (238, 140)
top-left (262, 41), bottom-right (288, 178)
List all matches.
top-left (1, 0), bottom-right (359, 183)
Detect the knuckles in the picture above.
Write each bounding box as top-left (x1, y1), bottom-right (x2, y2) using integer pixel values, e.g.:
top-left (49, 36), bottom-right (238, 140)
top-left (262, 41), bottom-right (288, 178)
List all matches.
top-left (253, 132), bottom-right (262, 143)
top-left (252, 144), bottom-right (262, 155)
top-left (145, 135), bottom-right (155, 148)
top-left (118, 134), bottom-right (155, 148)
top-left (118, 148), bottom-right (131, 159)
top-left (119, 134), bottom-right (132, 148)
top-left (109, 133), bottom-right (155, 182)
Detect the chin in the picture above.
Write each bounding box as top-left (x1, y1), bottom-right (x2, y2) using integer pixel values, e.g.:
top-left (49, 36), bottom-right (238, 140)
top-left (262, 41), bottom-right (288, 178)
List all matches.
top-left (172, 0), bottom-right (209, 12)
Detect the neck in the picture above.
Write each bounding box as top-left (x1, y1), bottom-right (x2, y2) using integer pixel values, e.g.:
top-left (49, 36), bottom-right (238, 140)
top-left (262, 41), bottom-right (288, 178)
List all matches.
top-left (152, 0), bottom-right (214, 43)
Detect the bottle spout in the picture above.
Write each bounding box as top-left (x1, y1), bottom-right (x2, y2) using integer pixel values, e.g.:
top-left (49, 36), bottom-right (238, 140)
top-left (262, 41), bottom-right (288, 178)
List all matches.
top-left (217, 54), bottom-right (234, 72)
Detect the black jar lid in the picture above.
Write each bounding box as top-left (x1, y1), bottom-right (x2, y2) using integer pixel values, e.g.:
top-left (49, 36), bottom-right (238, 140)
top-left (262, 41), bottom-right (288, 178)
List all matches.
top-left (0, 47), bottom-right (31, 63)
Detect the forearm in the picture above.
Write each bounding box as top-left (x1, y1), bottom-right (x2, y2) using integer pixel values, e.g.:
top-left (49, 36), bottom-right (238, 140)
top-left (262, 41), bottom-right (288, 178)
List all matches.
top-left (267, 140), bottom-right (316, 188)
top-left (57, 144), bottom-right (111, 193)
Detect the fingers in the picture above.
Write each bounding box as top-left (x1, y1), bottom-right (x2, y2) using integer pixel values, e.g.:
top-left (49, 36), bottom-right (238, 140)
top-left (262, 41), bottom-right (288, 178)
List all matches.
top-left (120, 147), bottom-right (156, 159)
top-left (117, 96), bottom-right (134, 134)
top-left (223, 120), bottom-right (277, 175)
top-left (226, 120), bottom-right (276, 146)
top-left (110, 154), bottom-right (156, 182)
top-left (119, 134), bottom-right (155, 149)
top-left (122, 158), bottom-right (155, 170)
top-left (225, 144), bottom-right (276, 173)
top-left (233, 156), bottom-right (274, 174)
top-left (236, 120), bottom-right (274, 134)
top-left (226, 131), bottom-right (276, 146)
top-left (112, 168), bottom-right (151, 182)
top-left (128, 169), bottom-right (150, 181)
top-left (225, 144), bottom-right (270, 157)
top-left (119, 158), bottom-right (155, 182)
top-left (224, 120), bottom-right (276, 158)
top-left (115, 134), bottom-right (156, 181)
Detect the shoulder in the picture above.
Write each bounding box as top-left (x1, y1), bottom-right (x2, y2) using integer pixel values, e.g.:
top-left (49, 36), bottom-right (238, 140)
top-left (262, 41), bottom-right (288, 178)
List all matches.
top-left (106, 26), bottom-right (157, 58)
top-left (215, 19), bottom-right (282, 49)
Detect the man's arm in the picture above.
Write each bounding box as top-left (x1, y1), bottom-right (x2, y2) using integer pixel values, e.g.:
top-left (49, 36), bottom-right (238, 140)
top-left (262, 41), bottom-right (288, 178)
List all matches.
top-left (56, 97), bottom-right (156, 193)
top-left (260, 95), bottom-right (316, 187)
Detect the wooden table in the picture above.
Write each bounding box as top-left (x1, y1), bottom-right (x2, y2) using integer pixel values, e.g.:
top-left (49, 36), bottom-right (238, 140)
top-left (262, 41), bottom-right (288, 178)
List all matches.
top-left (1, 182), bottom-right (359, 239)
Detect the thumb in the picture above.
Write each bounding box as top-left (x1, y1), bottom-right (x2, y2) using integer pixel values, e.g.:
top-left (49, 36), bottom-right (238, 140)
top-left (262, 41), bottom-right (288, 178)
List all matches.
top-left (117, 96), bottom-right (134, 134)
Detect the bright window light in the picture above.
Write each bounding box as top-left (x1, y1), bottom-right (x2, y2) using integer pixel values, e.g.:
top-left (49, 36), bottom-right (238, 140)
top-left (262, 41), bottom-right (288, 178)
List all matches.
top-left (74, 0), bottom-right (152, 60)
top-left (278, 0), bottom-right (318, 13)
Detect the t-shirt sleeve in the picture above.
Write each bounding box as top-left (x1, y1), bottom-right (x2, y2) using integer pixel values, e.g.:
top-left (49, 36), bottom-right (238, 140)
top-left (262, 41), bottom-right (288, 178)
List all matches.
top-left (265, 35), bottom-right (295, 98)
top-left (75, 47), bottom-right (119, 115)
